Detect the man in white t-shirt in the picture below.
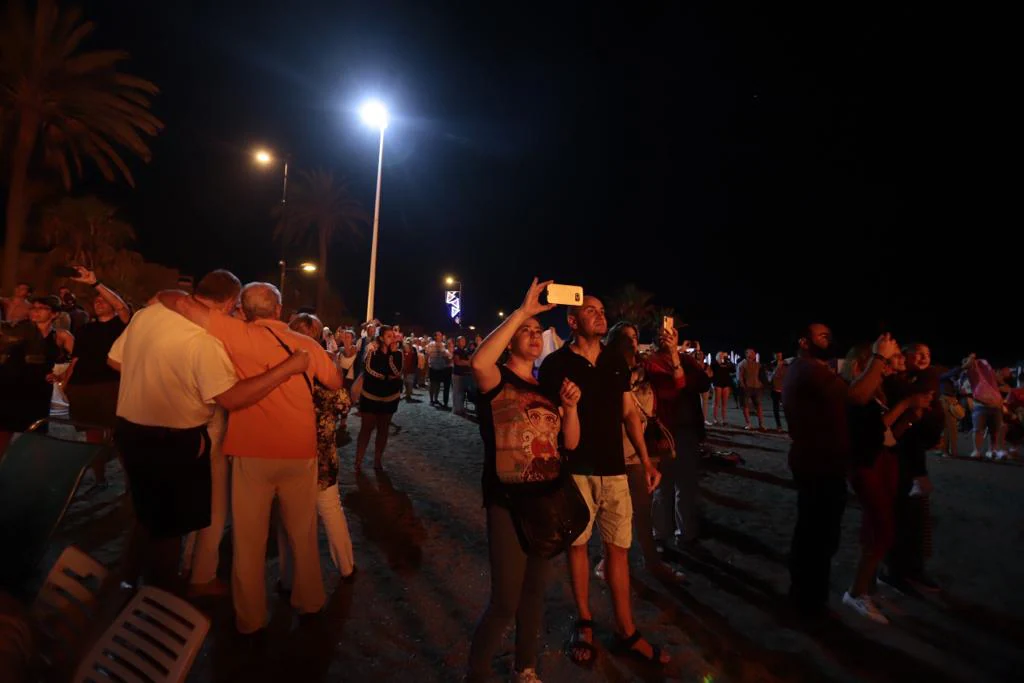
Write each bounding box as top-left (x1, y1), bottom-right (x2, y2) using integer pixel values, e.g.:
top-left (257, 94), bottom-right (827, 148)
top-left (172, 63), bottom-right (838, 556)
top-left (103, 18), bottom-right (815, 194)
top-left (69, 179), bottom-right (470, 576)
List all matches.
top-left (108, 270), bottom-right (309, 590)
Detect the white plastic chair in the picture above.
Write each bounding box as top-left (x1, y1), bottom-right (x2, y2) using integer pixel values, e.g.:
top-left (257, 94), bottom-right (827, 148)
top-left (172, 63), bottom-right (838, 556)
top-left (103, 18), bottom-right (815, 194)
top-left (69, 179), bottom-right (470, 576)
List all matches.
top-left (31, 545), bottom-right (109, 669)
top-left (73, 586), bottom-right (210, 683)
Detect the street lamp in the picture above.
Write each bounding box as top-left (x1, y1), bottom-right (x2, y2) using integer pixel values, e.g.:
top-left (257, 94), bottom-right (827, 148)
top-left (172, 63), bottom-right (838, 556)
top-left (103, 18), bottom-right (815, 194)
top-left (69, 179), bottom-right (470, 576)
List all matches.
top-left (278, 259), bottom-right (317, 295)
top-left (361, 99), bottom-right (389, 322)
top-left (498, 310), bottom-right (505, 319)
top-left (253, 148), bottom-right (289, 205)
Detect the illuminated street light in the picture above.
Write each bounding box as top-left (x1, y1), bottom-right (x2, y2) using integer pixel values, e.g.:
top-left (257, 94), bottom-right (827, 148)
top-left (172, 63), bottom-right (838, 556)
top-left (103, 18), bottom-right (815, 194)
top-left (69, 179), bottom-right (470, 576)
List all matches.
top-left (279, 259), bottom-right (317, 294)
top-left (468, 325), bottom-right (476, 331)
top-left (361, 99), bottom-right (390, 321)
top-left (445, 276), bottom-right (456, 287)
top-left (254, 149), bottom-right (273, 165)
top-left (498, 310), bottom-right (505, 318)
top-left (253, 148), bottom-right (289, 205)
top-left (360, 100), bottom-right (390, 130)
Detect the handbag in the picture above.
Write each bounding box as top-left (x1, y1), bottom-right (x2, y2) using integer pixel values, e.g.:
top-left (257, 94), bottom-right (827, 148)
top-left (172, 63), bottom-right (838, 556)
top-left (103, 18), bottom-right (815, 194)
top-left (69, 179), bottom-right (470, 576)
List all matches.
top-left (505, 471), bottom-right (591, 559)
top-left (632, 391), bottom-right (676, 461)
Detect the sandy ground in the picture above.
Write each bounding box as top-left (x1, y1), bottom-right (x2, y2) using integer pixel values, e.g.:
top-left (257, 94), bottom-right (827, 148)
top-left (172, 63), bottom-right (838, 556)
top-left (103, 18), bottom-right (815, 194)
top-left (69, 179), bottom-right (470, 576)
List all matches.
top-left (40, 391), bottom-right (1024, 682)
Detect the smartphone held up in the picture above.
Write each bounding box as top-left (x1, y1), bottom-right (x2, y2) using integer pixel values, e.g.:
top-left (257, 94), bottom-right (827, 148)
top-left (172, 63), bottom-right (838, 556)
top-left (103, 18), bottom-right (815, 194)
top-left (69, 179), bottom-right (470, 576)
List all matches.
top-left (545, 283), bottom-right (584, 306)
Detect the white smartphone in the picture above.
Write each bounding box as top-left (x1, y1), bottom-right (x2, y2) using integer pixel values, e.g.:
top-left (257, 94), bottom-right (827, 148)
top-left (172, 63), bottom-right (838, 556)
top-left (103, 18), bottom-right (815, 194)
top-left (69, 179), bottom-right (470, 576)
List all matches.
top-left (546, 284), bottom-right (584, 306)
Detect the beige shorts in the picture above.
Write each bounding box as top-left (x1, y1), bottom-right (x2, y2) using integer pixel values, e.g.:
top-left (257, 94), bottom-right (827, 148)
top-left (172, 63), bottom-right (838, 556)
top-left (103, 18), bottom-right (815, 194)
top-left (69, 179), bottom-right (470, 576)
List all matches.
top-left (571, 474), bottom-right (633, 548)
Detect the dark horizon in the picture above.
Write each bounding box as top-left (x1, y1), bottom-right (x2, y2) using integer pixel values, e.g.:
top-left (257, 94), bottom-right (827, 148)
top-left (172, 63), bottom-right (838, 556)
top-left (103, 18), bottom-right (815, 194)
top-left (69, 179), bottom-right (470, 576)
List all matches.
top-left (3, 1), bottom-right (1018, 366)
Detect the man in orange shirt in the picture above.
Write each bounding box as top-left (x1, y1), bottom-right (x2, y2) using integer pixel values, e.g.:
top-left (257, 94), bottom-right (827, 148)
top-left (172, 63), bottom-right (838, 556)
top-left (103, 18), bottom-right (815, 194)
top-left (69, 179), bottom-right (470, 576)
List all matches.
top-left (160, 282), bottom-right (342, 635)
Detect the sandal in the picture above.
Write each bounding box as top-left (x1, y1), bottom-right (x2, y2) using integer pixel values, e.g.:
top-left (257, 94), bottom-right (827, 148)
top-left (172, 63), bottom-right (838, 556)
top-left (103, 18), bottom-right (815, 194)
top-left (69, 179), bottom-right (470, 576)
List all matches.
top-left (617, 629), bottom-right (669, 666)
top-left (567, 618), bottom-right (598, 669)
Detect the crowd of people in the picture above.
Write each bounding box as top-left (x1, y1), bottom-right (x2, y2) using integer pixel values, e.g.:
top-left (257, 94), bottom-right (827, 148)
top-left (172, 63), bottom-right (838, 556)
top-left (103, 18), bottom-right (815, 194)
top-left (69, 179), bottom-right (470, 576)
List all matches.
top-left (1, 271), bottom-right (1023, 682)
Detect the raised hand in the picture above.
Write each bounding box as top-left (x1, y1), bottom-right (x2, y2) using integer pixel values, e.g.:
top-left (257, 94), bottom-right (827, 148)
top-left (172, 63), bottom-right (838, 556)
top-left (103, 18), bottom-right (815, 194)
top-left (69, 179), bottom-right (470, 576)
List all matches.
top-left (519, 278), bottom-right (557, 318)
top-left (71, 265), bottom-right (97, 285)
top-left (872, 333), bottom-right (898, 360)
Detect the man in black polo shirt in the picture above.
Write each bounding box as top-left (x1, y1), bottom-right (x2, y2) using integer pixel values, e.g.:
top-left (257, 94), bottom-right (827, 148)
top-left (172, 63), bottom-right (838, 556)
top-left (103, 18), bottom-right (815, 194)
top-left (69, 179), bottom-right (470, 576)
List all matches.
top-left (782, 323), bottom-right (896, 617)
top-left (539, 295), bottom-right (668, 666)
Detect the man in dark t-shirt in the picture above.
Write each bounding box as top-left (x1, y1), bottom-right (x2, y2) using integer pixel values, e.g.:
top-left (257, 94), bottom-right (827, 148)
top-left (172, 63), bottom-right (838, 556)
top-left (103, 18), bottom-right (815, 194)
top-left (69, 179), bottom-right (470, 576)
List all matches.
top-left (538, 295), bottom-right (669, 665)
top-left (782, 322), bottom-right (896, 617)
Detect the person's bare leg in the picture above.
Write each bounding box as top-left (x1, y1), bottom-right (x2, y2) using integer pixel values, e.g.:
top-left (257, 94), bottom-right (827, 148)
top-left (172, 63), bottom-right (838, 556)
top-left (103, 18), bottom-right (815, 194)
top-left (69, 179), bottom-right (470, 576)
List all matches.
top-left (713, 390), bottom-right (722, 423)
top-left (373, 415), bottom-right (392, 468)
top-left (722, 388), bottom-right (731, 424)
top-left (355, 416), bottom-right (375, 470)
top-left (567, 544), bottom-right (595, 663)
top-left (756, 399), bottom-right (765, 429)
top-left (605, 544), bottom-right (669, 663)
top-left (850, 547), bottom-right (883, 596)
top-left (742, 396), bottom-right (751, 427)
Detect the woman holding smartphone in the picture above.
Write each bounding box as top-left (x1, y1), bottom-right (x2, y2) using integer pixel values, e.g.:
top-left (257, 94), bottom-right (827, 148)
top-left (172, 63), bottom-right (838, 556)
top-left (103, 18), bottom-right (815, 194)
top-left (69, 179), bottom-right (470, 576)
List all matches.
top-left (466, 278), bottom-right (581, 683)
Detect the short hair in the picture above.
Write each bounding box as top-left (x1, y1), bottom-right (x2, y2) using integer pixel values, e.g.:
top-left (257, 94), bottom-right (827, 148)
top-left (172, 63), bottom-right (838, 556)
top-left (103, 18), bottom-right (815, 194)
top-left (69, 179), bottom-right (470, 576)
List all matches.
top-left (240, 282), bottom-right (282, 320)
top-left (841, 344), bottom-right (873, 382)
top-left (296, 305), bottom-right (316, 316)
top-left (17, 282), bottom-right (33, 294)
top-left (195, 270), bottom-right (241, 303)
top-left (289, 312), bottom-right (323, 339)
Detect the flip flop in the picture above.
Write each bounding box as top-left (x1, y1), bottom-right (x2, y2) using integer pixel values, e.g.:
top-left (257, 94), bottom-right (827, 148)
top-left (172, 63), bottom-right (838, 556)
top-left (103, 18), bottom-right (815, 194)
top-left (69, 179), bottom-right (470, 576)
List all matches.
top-left (567, 618), bottom-right (598, 669)
top-left (616, 629), bottom-right (669, 666)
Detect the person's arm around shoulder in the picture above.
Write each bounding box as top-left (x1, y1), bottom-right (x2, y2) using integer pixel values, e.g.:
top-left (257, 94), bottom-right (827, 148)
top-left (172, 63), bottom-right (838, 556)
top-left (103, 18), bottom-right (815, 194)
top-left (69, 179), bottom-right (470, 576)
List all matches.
top-left (471, 278), bottom-right (555, 394)
top-left (197, 336), bottom-right (311, 411)
top-left (308, 339), bottom-right (343, 391)
top-left (154, 290), bottom-right (221, 331)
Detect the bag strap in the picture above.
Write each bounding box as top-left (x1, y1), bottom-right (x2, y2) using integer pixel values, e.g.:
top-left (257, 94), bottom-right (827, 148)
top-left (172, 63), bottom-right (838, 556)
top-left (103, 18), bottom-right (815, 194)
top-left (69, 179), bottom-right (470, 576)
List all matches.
top-left (264, 326), bottom-right (314, 396)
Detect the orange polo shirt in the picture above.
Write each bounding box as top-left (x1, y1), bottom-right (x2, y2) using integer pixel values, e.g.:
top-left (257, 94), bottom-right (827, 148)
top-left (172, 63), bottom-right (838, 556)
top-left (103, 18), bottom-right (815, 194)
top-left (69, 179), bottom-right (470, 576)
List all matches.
top-left (208, 314), bottom-right (337, 459)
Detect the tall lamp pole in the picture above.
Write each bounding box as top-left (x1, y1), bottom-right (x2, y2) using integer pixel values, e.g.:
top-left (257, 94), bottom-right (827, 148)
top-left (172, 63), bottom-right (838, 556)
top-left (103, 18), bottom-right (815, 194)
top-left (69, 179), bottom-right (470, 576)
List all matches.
top-left (360, 100), bottom-right (389, 322)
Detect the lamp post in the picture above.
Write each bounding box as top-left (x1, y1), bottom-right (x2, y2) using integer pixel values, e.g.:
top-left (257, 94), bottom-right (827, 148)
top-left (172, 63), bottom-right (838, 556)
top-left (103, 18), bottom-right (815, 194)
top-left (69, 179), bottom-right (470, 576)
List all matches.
top-left (360, 100), bottom-right (389, 322)
top-left (254, 149), bottom-right (289, 205)
top-left (278, 260), bottom-right (317, 296)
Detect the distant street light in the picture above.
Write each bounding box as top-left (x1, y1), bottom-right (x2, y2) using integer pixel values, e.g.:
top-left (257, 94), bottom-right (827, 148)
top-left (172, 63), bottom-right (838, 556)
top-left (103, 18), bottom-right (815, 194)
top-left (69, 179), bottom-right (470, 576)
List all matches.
top-left (361, 99), bottom-right (389, 322)
top-left (498, 310), bottom-right (505, 319)
top-left (468, 325), bottom-right (476, 331)
top-left (278, 259), bottom-right (317, 295)
top-left (253, 148), bottom-right (289, 205)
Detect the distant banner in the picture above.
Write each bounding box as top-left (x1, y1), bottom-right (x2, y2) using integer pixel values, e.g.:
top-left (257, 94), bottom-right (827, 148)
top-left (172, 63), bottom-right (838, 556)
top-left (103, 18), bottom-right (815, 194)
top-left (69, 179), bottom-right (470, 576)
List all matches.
top-left (445, 289), bottom-right (461, 325)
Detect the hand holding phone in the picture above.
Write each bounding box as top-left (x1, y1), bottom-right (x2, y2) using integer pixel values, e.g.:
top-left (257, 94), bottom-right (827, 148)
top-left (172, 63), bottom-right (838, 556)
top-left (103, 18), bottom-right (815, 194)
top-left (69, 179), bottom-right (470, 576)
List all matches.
top-left (545, 284), bottom-right (584, 306)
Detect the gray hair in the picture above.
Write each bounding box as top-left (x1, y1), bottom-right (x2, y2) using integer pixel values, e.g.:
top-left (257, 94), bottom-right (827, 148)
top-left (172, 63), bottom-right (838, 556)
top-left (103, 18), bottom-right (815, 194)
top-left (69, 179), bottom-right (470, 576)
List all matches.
top-left (241, 282), bottom-right (282, 320)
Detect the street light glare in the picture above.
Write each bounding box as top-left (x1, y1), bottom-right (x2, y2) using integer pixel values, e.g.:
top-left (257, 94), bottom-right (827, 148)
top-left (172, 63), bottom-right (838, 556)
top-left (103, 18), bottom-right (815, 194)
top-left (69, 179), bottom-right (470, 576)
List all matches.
top-left (360, 100), bottom-right (390, 130)
top-left (445, 276), bottom-right (456, 286)
top-left (254, 150), bottom-right (273, 165)
top-left (300, 262), bottom-right (317, 273)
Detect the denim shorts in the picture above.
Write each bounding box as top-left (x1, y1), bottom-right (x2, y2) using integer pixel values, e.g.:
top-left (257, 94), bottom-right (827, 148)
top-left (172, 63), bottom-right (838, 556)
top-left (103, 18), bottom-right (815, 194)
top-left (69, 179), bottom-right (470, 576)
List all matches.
top-left (972, 405), bottom-right (1004, 436)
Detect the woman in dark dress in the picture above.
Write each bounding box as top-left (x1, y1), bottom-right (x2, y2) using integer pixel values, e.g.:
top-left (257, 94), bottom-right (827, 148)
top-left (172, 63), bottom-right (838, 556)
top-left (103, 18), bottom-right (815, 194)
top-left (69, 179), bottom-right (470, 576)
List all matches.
top-left (466, 278), bottom-right (581, 682)
top-left (711, 352), bottom-right (736, 426)
top-left (0, 295), bottom-right (73, 452)
top-left (352, 325), bottom-right (403, 471)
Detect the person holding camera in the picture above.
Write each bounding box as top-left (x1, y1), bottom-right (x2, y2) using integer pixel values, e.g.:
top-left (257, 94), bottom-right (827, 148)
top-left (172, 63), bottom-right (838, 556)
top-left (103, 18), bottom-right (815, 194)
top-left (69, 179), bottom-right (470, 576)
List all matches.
top-left (466, 278), bottom-right (580, 682)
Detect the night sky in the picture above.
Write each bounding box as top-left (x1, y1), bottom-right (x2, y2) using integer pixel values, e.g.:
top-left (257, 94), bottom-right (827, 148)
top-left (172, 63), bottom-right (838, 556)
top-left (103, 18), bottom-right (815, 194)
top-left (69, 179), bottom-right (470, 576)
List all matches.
top-left (63, 1), bottom-right (1016, 364)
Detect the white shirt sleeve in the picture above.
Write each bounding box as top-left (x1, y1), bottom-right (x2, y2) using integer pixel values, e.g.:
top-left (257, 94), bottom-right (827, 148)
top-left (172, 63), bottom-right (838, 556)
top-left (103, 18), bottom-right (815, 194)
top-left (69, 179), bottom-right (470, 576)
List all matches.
top-left (193, 337), bottom-right (239, 404)
top-left (108, 327), bottom-right (128, 364)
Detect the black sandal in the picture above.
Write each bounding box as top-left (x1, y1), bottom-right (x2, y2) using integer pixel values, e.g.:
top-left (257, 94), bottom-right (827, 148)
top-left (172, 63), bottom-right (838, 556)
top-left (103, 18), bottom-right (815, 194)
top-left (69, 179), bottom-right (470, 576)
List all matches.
top-left (617, 629), bottom-right (669, 666)
top-left (567, 618), bottom-right (598, 668)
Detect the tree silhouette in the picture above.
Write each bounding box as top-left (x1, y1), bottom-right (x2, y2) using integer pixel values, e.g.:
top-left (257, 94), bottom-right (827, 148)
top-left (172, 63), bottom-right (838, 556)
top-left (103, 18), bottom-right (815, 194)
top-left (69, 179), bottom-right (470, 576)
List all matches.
top-left (275, 168), bottom-right (369, 313)
top-left (0, 0), bottom-right (162, 291)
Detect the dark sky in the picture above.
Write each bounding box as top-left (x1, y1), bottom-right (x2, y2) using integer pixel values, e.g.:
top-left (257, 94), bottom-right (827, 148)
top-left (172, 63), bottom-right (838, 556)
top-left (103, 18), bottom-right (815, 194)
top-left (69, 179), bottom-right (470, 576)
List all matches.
top-left (67, 1), bottom-right (1016, 364)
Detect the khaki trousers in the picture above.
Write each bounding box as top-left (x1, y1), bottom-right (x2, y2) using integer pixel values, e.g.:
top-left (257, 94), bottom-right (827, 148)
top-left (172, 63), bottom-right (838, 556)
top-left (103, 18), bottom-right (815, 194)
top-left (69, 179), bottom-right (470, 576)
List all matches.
top-left (183, 410), bottom-right (228, 584)
top-left (231, 456), bottom-right (325, 634)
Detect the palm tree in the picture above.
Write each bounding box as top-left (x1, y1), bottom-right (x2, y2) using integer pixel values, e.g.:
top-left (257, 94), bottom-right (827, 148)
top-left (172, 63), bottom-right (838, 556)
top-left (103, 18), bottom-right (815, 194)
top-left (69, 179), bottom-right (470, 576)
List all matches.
top-left (607, 283), bottom-right (657, 327)
top-left (39, 195), bottom-right (135, 268)
top-left (275, 168), bottom-right (369, 313)
top-left (0, 0), bottom-right (163, 291)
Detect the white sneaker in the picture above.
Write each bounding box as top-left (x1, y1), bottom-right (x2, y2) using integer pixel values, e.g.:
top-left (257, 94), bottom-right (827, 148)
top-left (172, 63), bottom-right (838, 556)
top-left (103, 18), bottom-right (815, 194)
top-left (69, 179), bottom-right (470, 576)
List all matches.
top-left (969, 450), bottom-right (982, 459)
top-left (985, 450), bottom-right (995, 459)
top-left (511, 668), bottom-right (542, 683)
top-left (842, 591), bottom-right (889, 624)
top-left (994, 450), bottom-right (1008, 461)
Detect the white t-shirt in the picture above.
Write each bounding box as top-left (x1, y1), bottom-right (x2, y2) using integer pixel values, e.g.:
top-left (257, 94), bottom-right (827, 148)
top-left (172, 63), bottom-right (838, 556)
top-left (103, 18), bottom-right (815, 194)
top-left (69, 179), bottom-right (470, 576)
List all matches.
top-left (108, 304), bottom-right (238, 428)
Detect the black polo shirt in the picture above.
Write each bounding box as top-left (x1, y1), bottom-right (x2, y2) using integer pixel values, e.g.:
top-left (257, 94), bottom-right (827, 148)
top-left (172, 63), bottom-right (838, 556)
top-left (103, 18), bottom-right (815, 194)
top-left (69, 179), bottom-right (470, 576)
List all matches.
top-left (538, 344), bottom-right (630, 476)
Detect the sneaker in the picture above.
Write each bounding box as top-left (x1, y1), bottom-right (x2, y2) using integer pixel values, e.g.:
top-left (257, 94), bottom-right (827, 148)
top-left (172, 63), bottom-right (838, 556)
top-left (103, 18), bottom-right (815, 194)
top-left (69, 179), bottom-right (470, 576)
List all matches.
top-left (744, 424), bottom-right (753, 431)
top-left (985, 451), bottom-right (995, 460)
top-left (994, 450), bottom-right (1009, 461)
top-left (842, 591), bottom-right (889, 624)
top-left (907, 573), bottom-right (941, 593)
top-left (969, 450), bottom-right (982, 459)
top-left (511, 668), bottom-right (542, 683)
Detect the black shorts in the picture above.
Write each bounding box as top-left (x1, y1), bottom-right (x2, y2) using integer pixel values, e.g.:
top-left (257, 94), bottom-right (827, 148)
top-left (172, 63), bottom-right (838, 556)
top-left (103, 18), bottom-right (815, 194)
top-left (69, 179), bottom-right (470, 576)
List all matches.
top-left (115, 418), bottom-right (212, 539)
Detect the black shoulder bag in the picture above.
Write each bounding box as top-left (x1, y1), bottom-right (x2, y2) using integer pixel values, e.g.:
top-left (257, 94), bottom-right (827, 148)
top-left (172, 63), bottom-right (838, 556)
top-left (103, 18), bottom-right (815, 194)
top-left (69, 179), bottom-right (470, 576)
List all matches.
top-left (505, 465), bottom-right (591, 560)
